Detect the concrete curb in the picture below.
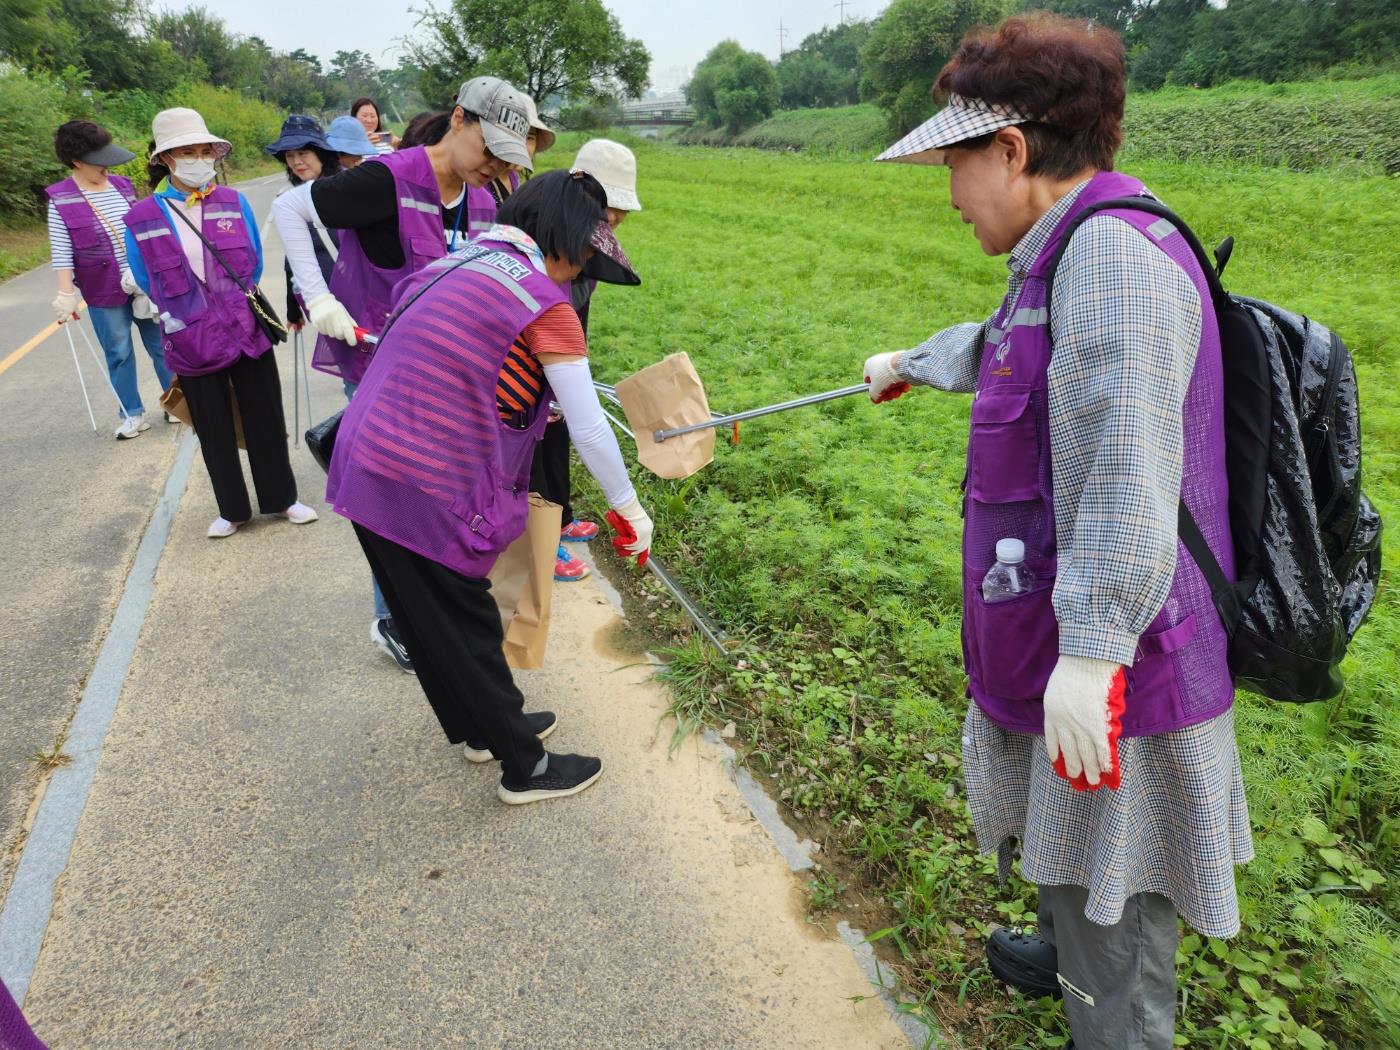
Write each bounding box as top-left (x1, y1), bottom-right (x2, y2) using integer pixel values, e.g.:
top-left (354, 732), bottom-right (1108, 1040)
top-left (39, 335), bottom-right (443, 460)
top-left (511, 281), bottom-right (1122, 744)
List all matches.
top-left (0, 433), bottom-right (197, 1004)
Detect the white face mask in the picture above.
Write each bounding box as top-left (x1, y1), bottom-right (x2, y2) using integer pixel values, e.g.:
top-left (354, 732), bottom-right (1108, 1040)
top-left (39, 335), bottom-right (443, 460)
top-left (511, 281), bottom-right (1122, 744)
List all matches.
top-left (172, 156), bottom-right (216, 188)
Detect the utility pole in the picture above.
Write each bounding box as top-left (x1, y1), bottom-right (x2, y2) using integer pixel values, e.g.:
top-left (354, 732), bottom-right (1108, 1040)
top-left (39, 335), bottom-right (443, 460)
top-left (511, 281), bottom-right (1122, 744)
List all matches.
top-left (834, 0), bottom-right (851, 24)
top-left (777, 21), bottom-right (789, 56)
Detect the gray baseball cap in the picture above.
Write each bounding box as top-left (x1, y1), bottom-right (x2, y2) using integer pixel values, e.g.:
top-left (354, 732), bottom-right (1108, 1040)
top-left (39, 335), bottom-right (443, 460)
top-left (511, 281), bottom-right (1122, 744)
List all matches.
top-left (455, 77), bottom-right (535, 171)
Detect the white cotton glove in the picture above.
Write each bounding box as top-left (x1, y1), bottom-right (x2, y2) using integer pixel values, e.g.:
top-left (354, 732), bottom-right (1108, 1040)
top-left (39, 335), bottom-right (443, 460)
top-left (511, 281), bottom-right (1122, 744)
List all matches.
top-left (53, 289), bottom-right (80, 323)
top-left (863, 351), bottom-right (910, 403)
top-left (120, 268), bottom-right (139, 296)
top-left (609, 496), bottom-right (653, 560)
top-left (131, 292), bottom-right (155, 320)
top-left (306, 292), bottom-right (359, 345)
top-left (1043, 654), bottom-right (1123, 789)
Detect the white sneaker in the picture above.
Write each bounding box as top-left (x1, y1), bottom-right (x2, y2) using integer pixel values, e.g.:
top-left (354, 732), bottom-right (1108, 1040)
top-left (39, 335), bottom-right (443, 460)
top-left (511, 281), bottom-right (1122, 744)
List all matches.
top-left (114, 414), bottom-right (150, 440)
top-left (279, 501), bottom-right (319, 524)
top-left (207, 516), bottom-right (241, 538)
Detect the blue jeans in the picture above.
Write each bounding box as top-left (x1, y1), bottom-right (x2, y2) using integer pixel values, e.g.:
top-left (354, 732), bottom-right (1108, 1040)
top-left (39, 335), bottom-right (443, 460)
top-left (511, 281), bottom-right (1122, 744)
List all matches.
top-left (87, 303), bottom-right (172, 417)
top-left (344, 380), bottom-right (392, 622)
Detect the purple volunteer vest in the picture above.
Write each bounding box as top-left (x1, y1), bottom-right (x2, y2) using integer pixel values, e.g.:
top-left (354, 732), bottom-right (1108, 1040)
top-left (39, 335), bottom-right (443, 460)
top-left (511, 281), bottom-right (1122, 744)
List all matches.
top-left (465, 185), bottom-right (499, 239)
top-left (44, 175), bottom-right (137, 307)
top-left (962, 170), bottom-right (1235, 738)
top-left (312, 146), bottom-right (449, 386)
top-left (326, 238), bottom-right (570, 578)
top-left (124, 186), bottom-right (270, 377)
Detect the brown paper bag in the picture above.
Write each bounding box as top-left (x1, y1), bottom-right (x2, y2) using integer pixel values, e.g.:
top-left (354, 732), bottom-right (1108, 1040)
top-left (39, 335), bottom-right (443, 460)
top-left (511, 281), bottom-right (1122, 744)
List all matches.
top-left (488, 494), bottom-right (563, 669)
top-left (615, 352), bottom-right (716, 479)
top-left (160, 377), bottom-right (247, 449)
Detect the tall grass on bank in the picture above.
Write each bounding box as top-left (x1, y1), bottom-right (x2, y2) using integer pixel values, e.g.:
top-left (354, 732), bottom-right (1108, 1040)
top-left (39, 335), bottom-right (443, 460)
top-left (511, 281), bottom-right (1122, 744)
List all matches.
top-left (673, 73), bottom-right (1400, 176)
top-left (554, 140), bottom-right (1400, 1048)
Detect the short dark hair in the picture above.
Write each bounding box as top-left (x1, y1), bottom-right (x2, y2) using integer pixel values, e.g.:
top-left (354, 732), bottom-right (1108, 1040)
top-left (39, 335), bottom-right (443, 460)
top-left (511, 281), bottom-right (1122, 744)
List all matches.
top-left (936, 13), bottom-right (1126, 178)
top-left (54, 120), bottom-right (112, 168)
top-left (349, 97), bottom-right (382, 131)
top-left (281, 146), bottom-right (341, 186)
top-left (399, 110), bottom-right (452, 149)
top-left (496, 169), bottom-right (606, 267)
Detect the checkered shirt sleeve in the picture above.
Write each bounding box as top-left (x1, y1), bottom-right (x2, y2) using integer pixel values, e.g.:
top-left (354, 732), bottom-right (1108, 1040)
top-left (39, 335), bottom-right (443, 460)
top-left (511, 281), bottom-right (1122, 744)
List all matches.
top-left (1048, 215), bottom-right (1201, 664)
top-left (894, 321), bottom-right (987, 393)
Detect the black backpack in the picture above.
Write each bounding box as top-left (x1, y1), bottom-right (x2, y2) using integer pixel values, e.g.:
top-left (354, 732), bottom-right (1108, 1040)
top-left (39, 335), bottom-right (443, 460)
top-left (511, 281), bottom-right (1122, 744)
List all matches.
top-left (1046, 197), bottom-right (1382, 702)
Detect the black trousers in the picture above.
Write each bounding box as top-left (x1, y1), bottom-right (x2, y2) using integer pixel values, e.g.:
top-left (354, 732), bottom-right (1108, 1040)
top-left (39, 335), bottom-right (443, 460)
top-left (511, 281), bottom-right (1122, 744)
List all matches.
top-left (180, 350), bottom-right (297, 523)
top-left (529, 418), bottom-right (572, 524)
top-left (353, 525), bottom-right (545, 780)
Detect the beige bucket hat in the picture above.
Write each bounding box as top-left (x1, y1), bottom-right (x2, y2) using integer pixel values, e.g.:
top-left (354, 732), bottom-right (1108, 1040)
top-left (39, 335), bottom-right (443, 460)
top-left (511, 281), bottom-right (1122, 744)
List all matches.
top-left (151, 108), bottom-right (232, 159)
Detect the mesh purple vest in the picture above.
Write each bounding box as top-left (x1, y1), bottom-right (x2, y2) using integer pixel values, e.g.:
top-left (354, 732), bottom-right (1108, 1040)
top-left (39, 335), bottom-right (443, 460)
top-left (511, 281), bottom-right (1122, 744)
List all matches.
top-left (962, 171), bottom-right (1235, 738)
top-left (123, 187), bottom-right (270, 377)
top-left (0, 977), bottom-right (46, 1049)
top-left (44, 175), bottom-right (136, 308)
top-left (326, 239), bottom-right (569, 578)
top-left (312, 146), bottom-right (451, 386)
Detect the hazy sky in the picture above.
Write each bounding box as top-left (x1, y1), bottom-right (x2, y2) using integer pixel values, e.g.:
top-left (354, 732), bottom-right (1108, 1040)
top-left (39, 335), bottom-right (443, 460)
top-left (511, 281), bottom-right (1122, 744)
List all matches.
top-left (204, 0), bottom-right (891, 94)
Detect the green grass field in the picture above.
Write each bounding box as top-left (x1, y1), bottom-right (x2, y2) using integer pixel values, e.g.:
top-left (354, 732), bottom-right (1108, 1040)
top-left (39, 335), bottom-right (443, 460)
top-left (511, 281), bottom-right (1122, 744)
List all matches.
top-left (549, 135), bottom-right (1400, 1048)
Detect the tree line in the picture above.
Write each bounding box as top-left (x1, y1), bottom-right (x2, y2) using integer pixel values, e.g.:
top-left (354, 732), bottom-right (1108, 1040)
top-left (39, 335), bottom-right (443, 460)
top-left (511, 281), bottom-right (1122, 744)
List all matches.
top-left (686, 0), bottom-right (1400, 135)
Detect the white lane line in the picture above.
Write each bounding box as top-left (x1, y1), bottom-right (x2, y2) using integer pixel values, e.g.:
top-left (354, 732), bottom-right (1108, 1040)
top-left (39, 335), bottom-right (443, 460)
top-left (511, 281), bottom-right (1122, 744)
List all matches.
top-left (0, 433), bottom-right (198, 1006)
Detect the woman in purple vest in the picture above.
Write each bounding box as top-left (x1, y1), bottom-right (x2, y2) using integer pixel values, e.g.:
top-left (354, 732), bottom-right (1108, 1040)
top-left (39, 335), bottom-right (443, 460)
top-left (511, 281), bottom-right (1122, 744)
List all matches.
top-left (326, 170), bottom-right (654, 805)
top-left (862, 16), bottom-right (1249, 1050)
top-left (124, 108), bottom-right (317, 540)
top-left (273, 76), bottom-right (533, 672)
top-left (46, 120), bottom-right (173, 439)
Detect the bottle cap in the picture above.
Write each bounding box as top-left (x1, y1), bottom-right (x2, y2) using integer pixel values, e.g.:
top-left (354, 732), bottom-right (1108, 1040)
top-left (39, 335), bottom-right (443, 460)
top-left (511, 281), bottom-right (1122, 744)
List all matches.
top-left (996, 538), bottom-right (1025, 564)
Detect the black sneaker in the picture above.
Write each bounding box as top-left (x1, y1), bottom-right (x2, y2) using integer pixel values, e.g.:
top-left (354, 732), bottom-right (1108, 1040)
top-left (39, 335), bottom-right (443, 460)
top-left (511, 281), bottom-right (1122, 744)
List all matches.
top-left (986, 927), bottom-right (1061, 998)
top-left (497, 752), bottom-right (602, 805)
top-left (462, 712), bottom-right (558, 764)
top-left (370, 618), bottom-right (415, 674)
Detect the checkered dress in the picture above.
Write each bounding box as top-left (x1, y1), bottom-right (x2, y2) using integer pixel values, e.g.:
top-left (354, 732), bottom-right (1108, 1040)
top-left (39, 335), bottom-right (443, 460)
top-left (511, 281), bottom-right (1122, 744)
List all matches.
top-left (899, 182), bottom-right (1254, 937)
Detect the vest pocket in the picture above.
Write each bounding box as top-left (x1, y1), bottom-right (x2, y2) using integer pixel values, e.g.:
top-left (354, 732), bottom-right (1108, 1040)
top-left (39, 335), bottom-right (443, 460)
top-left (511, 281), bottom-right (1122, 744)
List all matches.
top-left (970, 578), bottom-right (1059, 702)
top-left (1125, 612), bottom-right (1198, 696)
top-left (151, 255), bottom-right (192, 299)
top-left (450, 481), bottom-right (528, 557)
top-left (968, 385), bottom-right (1040, 504)
top-left (409, 236), bottom-right (442, 270)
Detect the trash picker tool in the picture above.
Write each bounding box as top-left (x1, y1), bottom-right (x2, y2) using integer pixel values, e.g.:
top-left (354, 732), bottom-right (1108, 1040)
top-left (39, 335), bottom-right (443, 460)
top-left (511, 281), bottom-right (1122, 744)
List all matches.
top-left (652, 383), bottom-right (870, 444)
top-left (61, 319), bottom-right (97, 431)
top-left (73, 319), bottom-right (130, 416)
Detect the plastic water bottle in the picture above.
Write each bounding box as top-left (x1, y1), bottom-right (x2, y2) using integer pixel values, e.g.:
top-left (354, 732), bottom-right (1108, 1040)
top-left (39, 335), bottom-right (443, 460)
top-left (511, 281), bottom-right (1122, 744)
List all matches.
top-left (159, 311), bottom-right (186, 335)
top-left (982, 538), bottom-right (1035, 603)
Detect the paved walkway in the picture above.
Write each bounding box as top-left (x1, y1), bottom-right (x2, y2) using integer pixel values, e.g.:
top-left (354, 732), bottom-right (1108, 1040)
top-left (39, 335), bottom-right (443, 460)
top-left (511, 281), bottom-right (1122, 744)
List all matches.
top-left (0, 178), bottom-right (916, 1049)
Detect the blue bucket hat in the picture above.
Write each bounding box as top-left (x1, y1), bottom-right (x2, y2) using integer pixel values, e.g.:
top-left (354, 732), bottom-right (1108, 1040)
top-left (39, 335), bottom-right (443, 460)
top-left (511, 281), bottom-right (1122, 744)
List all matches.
top-left (326, 116), bottom-right (380, 157)
top-left (266, 114), bottom-right (329, 156)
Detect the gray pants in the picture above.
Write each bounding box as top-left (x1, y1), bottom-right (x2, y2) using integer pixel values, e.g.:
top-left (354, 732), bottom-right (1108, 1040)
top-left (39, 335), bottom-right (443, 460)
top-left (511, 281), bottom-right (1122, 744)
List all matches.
top-left (1038, 884), bottom-right (1178, 1050)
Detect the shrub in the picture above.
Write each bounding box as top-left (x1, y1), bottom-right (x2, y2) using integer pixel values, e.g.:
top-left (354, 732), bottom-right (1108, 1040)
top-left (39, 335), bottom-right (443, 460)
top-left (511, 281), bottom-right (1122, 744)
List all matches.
top-left (0, 67), bottom-right (69, 214)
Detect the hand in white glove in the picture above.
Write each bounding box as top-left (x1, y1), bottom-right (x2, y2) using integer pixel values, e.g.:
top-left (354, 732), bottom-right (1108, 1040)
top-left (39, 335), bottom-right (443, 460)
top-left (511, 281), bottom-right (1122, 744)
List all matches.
top-left (863, 351), bottom-right (910, 403)
top-left (1043, 654), bottom-right (1124, 789)
top-left (53, 289), bottom-right (80, 323)
top-left (306, 292), bottom-right (359, 345)
top-left (120, 268), bottom-right (139, 296)
top-left (607, 496), bottom-right (653, 560)
top-left (131, 292), bottom-right (155, 320)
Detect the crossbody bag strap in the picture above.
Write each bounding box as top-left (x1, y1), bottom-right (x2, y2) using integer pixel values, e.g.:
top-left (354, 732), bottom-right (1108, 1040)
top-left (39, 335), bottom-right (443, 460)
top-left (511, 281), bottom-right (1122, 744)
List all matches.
top-left (167, 198), bottom-right (254, 294)
top-left (82, 189), bottom-right (128, 255)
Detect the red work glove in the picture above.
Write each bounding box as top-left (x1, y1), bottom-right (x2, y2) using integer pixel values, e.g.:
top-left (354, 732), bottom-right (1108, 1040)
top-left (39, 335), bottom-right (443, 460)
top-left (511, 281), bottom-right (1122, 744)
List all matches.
top-left (863, 351), bottom-right (910, 403)
top-left (1044, 659), bottom-right (1127, 792)
top-left (606, 498), bottom-right (652, 567)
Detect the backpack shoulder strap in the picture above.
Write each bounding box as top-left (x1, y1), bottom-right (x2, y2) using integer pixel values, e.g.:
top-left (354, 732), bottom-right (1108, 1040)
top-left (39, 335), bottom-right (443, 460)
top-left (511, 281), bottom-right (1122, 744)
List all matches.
top-left (1043, 195), bottom-right (1244, 637)
top-left (1043, 196), bottom-right (1228, 330)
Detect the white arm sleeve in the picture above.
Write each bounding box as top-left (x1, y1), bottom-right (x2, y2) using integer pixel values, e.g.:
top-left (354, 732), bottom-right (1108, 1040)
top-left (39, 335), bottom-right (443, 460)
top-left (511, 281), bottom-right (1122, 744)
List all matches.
top-left (272, 184), bottom-right (331, 303)
top-left (542, 356), bottom-right (637, 509)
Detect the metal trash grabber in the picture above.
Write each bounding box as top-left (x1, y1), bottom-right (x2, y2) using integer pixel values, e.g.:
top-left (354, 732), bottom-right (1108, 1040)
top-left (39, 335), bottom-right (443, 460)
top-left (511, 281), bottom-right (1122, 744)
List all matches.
top-left (651, 383), bottom-right (870, 444)
top-left (292, 328), bottom-right (313, 447)
top-left (61, 320), bottom-right (97, 431)
top-left (72, 317), bottom-right (134, 418)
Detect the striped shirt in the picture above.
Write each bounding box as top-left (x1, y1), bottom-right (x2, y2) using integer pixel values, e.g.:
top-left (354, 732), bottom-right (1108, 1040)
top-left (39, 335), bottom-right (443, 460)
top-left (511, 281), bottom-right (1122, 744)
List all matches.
top-left (47, 187), bottom-right (132, 271)
top-left (497, 303), bottom-right (587, 424)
